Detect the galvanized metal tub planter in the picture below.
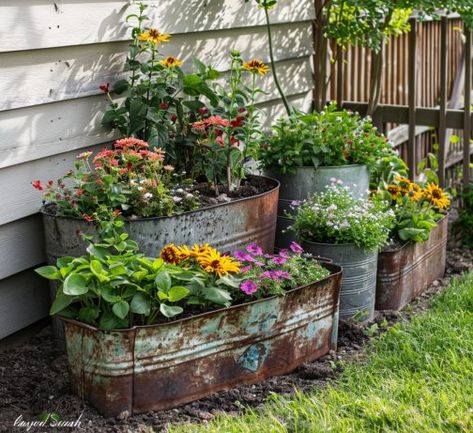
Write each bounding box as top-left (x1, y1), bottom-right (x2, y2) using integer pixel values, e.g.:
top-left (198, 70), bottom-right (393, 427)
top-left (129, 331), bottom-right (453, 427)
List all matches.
top-left (61, 262), bottom-right (342, 417)
top-left (266, 165), bottom-right (369, 248)
top-left (302, 241), bottom-right (377, 322)
top-left (42, 175), bottom-right (279, 263)
top-left (376, 214), bottom-right (448, 311)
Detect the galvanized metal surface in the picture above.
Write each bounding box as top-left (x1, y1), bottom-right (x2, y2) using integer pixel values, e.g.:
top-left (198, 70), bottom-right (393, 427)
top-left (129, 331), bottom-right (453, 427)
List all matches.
top-left (62, 263), bottom-right (342, 417)
top-left (266, 166), bottom-right (369, 249)
top-left (376, 214), bottom-right (448, 311)
top-left (302, 242), bottom-right (378, 322)
top-left (42, 176), bottom-right (279, 262)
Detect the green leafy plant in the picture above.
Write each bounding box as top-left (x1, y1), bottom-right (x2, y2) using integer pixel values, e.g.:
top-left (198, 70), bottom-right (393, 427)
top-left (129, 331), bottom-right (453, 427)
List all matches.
top-left (373, 173), bottom-right (450, 243)
top-left (35, 220), bottom-right (242, 329)
top-left (260, 102), bottom-right (394, 174)
top-left (291, 184), bottom-right (395, 251)
top-left (457, 184), bottom-right (473, 247)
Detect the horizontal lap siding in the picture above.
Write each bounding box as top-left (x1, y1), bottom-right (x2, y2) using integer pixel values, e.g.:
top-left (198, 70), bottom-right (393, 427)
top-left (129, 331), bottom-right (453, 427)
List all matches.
top-left (0, 0), bottom-right (315, 338)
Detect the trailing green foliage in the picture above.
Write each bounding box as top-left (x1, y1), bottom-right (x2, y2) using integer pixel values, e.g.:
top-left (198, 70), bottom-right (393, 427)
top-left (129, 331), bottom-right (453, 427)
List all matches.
top-left (170, 272), bottom-right (473, 433)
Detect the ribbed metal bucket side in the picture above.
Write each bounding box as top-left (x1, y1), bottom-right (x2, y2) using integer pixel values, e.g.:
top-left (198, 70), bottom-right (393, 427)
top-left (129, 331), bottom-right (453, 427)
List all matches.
top-left (302, 242), bottom-right (378, 322)
top-left (267, 165), bottom-right (369, 249)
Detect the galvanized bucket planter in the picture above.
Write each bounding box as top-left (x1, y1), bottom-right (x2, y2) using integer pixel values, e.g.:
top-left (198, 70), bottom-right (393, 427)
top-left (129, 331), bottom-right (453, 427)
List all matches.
top-left (266, 165), bottom-right (369, 248)
top-left (302, 241), bottom-right (377, 322)
top-left (42, 176), bottom-right (279, 262)
top-left (61, 262), bottom-right (342, 417)
top-left (376, 214), bottom-right (448, 311)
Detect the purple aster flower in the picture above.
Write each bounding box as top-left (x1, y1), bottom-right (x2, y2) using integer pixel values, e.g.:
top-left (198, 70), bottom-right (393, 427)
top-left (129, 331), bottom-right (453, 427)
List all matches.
top-left (274, 270), bottom-right (291, 280)
top-left (260, 270), bottom-right (274, 280)
top-left (234, 250), bottom-right (248, 261)
top-left (264, 253), bottom-right (274, 259)
top-left (291, 200), bottom-right (302, 207)
top-left (289, 241), bottom-right (304, 254)
top-left (272, 256), bottom-right (287, 266)
top-left (279, 249), bottom-right (291, 258)
top-left (240, 265), bottom-right (253, 273)
top-left (241, 280), bottom-right (258, 295)
top-left (246, 243), bottom-right (263, 256)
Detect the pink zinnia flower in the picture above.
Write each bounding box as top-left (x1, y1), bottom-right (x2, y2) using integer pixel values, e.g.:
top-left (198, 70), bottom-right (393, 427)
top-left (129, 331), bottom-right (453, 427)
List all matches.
top-left (290, 241), bottom-right (304, 254)
top-left (240, 265), bottom-right (253, 273)
top-left (272, 256), bottom-right (287, 266)
top-left (246, 243), bottom-right (263, 256)
top-left (279, 249), bottom-right (291, 258)
top-left (241, 280), bottom-right (258, 295)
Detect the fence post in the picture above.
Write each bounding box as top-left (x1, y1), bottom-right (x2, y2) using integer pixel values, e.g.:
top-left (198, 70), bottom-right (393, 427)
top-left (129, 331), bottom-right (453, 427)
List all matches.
top-left (464, 29), bottom-right (472, 187)
top-left (438, 16), bottom-right (448, 187)
top-left (408, 17), bottom-right (417, 179)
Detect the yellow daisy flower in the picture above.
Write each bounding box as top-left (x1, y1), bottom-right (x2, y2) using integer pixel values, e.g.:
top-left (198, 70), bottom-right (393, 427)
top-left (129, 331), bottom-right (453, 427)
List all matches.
top-left (395, 175), bottom-right (412, 195)
top-left (190, 244), bottom-right (216, 258)
top-left (243, 59), bottom-right (269, 76)
top-left (197, 249), bottom-right (240, 277)
top-left (160, 56), bottom-right (183, 68)
top-left (138, 28), bottom-right (171, 45)
top-left (407, 183), bottom-right (423, 202)
top-left (160, 244), bottom-right (184, 264)
top-left (387, 184), bottom-right (401, 200)
top-left (423, 183), bottom-right (450, 210)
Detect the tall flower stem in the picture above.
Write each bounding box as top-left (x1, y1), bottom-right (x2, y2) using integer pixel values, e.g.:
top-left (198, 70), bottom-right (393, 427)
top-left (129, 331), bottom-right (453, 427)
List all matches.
top-left (263, 6), bottom-right (291, 116)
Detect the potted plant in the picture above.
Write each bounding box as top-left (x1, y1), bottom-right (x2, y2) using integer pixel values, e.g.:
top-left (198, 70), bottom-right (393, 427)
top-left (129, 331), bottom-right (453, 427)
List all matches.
top-left (260, 103), bottom-right (395, 247)
top-left (35, 221), bottom-right (342, 416)
top-left (290, 184), bottom-right (395, 322)
top-left (373, 171), bottom-right (450, 311)
top-left (32, 6), bottom-right (280, 263)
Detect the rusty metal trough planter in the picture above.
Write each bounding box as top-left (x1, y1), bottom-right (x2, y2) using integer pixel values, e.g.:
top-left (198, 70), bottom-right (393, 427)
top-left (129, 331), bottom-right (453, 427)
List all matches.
top-left (376, 214), bottom-right (448, 311)
top-left (62, 263), bottom-right (342, 417)
top-left (42, 176), bottom-right (279, 261)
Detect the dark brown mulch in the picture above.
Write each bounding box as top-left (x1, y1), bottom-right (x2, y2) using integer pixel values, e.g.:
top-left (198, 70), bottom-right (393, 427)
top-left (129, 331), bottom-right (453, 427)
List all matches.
top-left (0, 248), bottom-right (472, 433)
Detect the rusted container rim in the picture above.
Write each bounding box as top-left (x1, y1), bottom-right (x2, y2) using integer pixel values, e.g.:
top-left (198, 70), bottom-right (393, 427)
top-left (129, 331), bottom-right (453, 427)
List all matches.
top-left (41, 175), bottom-right (280, 222)
top-left (59, 262), bottom-right (342, 333)
top-left (380, 213), bottom-right (449, 256)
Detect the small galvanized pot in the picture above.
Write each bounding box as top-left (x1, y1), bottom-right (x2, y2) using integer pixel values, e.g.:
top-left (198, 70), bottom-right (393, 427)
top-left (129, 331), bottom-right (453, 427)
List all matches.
top-left (61, 262), bottom-right (342, 417)
top-left (376, 214), bottom-right (448, 311)
top-left (266, 165), bottom-right (369, 248)
top-left (302, 241), bottom-right (377, 322)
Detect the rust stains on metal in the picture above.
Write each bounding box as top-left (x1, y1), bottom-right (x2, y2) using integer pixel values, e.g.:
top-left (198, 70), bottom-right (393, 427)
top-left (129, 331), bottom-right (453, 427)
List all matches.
top-left (62, 263), bottom-right (342, 416)
top-left (376, 214), bottom-right (448, 311)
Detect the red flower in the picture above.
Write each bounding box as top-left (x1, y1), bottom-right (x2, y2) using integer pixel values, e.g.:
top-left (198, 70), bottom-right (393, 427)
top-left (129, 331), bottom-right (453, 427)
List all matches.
top-left (231, 116), bottom-right (245, 128)
top-left (238, 107), bottom-right (246, 113)
top-left (114, 138), bottom-right (148, 151)
top-left (99, 83), bottom-right (110, 93)
top-left (198, 107), bottom-right (209, 115)
top-left (82, 214), bottom-right (94, 222)
top-left (32, 180), bottom-right (43, 191)
top-left (113, 209), bottom-right (121, 218)
top-left (47, 180), bottom-right (54, 187)
top-left (159, 102), bottom-right (169, 110)
top-left (75, 189), bottom-right (85, 197)
top-left (170, 114), bottom-right (177, 123)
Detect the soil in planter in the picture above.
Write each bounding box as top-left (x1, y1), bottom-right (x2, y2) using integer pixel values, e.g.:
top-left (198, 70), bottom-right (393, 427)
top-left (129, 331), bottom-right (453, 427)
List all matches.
top-left (0, 247), bottom-right (471, 433)
top-left (194, 176), bottom-right (273, 208)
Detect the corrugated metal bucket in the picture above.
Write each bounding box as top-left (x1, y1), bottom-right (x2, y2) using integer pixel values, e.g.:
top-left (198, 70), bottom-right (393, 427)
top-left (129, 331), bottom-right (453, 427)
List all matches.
top-left (266, 165), bottom-right (369, 248)
top-left (302, 241), bottom-right (377, 322)
top-left (376, 214), bottom-right (448, 311)
top-left (62, 262), bottom-right (342, 417)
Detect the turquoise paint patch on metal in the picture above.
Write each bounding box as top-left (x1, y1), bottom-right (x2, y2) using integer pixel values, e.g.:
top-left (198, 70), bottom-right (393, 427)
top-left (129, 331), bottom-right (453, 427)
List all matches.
top-left (238, 343), bottom-right (268, 372)
top-left (245, 298), bottom-right (279, 334)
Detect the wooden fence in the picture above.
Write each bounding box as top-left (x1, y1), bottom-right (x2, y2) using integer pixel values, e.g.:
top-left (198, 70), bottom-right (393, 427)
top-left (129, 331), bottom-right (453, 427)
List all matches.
top-left (325, 15), bottom-right (472, 188)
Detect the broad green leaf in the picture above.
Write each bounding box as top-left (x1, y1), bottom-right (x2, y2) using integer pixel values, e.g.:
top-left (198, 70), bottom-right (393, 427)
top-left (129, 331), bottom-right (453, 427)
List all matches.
top-left (204, 286), bottom-right (232, 307)
top-left (56, 257), bottom-right (74, 269)
top-left (155, 272), bottom-right (171, 292)
top-left (216, 276), bottom-right (241, 289)
top-left (63, 273), bottom-right (89, 296)
top-left (152, 258), bottom-right (164, 271)
top-left (99, 311), bottom-right (128, 330)
top-left (160, 303), bottom-right (183, 318)
top-left (86, 244), bottom-right (110, 261)
top-left (35, 266), bottom-right (60, 280)
top-left (113, 300), bottom-right (130, 319)
top-left (168, 286), bottom-right (190, 303)
top-left (130, 293), bottom-right (150, 315)
top-left (78, 306), bottom-right (99, 324)
top-left (90, 260), bottom-right (109, 283)
top-left (50, 292), bottom-right (75, 315)
top-left (101, 286), bottom-right (121, 303)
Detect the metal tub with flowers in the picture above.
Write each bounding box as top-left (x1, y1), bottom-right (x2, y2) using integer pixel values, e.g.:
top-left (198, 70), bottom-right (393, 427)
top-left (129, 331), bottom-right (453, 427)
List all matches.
top-left (375, 177), bottom-right (450, 311)
top-left (36, 232), bottom-right (342, 417)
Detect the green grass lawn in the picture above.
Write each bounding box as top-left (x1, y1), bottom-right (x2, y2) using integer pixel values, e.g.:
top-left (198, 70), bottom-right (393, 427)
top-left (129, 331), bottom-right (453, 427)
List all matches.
top-left (170, 272), bottom-right (473, 433)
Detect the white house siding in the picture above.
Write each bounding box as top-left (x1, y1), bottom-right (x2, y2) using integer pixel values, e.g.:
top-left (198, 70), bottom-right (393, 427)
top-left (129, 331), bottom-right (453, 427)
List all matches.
top-left (0, 0), bottom-right (315, 338)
